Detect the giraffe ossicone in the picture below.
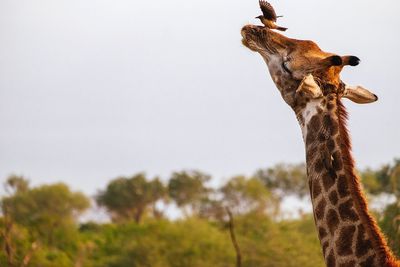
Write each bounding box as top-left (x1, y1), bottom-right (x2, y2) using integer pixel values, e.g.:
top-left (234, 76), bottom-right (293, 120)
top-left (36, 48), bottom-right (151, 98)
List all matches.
top-left (241, 24), bottom-right (399, 267)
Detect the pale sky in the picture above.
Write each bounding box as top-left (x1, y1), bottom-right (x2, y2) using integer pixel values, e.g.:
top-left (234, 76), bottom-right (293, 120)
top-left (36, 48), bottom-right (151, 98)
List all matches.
top-left (1, 0), bottom-right (399, 195)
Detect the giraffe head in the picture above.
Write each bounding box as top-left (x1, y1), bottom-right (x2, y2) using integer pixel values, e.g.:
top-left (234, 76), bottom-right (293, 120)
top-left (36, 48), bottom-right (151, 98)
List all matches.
top-left (241, 25), bottom-right (377, 110)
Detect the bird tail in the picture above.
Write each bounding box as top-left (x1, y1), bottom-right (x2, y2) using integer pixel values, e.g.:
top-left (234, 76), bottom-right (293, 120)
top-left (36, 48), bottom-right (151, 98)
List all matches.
top-left (276, 26), bottom-right (287, 31)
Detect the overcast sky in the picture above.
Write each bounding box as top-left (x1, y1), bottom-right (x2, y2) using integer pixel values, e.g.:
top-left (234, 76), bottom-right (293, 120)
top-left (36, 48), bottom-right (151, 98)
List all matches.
top-left (1, 0), bottom-right (399, 195)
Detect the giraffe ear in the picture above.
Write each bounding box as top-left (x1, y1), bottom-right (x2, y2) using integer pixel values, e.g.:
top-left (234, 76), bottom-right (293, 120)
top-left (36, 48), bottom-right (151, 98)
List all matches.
top-left (342, 85), bottom-right (378, 104)
top-left (296, 74), bottom-right (323, 98)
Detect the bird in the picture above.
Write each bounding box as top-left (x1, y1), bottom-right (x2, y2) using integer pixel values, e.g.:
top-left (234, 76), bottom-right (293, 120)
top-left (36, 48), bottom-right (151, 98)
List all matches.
top-left (256, 1), bottom-right (287, 31)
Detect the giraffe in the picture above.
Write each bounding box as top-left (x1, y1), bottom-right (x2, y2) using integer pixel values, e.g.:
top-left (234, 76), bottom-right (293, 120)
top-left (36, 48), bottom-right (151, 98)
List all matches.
top-left (241, 24), bottom-right (400, 267)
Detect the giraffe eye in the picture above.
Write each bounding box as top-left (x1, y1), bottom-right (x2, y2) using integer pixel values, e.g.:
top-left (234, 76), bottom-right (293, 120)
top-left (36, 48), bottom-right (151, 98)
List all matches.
top-left (282, 61), bottom-right (292, 74)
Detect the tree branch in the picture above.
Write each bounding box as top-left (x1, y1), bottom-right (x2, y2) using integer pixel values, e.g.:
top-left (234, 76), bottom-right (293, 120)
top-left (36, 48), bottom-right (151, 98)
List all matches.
top-left (225, 207), bottom-right (242, 267)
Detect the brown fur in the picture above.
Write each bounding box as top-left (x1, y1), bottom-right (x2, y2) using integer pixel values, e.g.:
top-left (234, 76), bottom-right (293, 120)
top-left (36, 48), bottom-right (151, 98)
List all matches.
top-left (336, 100), bottom-right (399, 267)
top-left (241, 24), bottom-right (400, 266)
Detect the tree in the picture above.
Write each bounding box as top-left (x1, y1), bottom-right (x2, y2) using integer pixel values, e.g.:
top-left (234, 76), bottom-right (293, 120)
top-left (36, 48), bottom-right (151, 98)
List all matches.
top-left (1, 182), bottom-right (90, 246)
top-left (168, 170), bottom-right (211, 215)
top-left (379, 202), bottom-right (400, 257)
top-left (4, 175), bottom-right (29, 194)
top-left (361, 159), bottom-right (400, 197)
top-left (255, 163), bottom-right (308, 198)
top-left (221, 176), bottom-right (277, 215)
top-left (361, 168), bottom-right (383, 195)
top-left (96, 174), bottom-right (166, 223)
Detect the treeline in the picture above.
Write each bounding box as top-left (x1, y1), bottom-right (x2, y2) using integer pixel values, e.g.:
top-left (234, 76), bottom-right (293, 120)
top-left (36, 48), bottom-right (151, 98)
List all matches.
top-left (1, 160), bottom-right (399, 267)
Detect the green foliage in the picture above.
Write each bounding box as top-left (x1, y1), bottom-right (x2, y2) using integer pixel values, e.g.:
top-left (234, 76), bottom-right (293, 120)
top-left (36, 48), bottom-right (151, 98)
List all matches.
top-left (255, 163), bottom-right (308, 198)
top-left (379, 202), bottom-right (400, 256)
top-left (2, 182), bottom-right (89, 246)
top-left (28, 248), bottom-right (73, 267)
top-left (221, 176), bottom-right (278, 215)
top-left (85, 219), bottom-right (234, 267)
top-left (5, 175), bottom-right (29, 194)
top-left (2, 158), bottom-right (400, 266)
top-left (168, 170), bottom-right (211, 214)
top-left (0, 178), bottom-right (90, 267)
top-left (234, 213), bottom-right (324, 267)
top-left (361, 168), bottom-right (383, 194)
top-left (0, 218), bottom-right (31, 266)
top-left (96, 174), bottom-right (166, 223)
top-left (361, 159), bottom-right (400, 197)
top-left (75, 215), bottom-right (324, 267)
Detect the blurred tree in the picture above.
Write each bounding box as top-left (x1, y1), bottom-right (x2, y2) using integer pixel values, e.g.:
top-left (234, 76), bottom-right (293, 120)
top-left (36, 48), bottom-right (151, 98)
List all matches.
top-left (96, 174), bottom-right (166, 223)
top-left (168, 171), bottom-right (211, 215)
top-left (361, 159), bottom-right (400, 197)
top-left (379, 202), bottom-right (400, 257)
top-left (4, 175), bottom-right (29, 195)
top-left (255, 163), bottom-right (308, 198)
top-left (197, 199), bottom-right (225, 221)
top-left (221, 176), bottom-right (278, 215)
top-left (0, 217), bottom-right (33, 267)
top-left (361, 168), bottom-right (383, 195)
top-left (2, 160), bottom-right (400, 267)
top-left (1, 182), bottom-right (90, 246)
top-left (233, 213), bottom-right (325, 267)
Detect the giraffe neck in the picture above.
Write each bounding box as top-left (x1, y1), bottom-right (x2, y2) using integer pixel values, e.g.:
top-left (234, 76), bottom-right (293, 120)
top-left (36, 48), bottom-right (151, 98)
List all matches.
top-left (298, 95), bottom-right (398, 267)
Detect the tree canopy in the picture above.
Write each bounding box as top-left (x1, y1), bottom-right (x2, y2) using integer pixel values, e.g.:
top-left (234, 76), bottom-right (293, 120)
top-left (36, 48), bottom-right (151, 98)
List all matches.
top-left (1, 159), bottom-right (400, 266)
top-left (96, 174), bottom-right (166, 223)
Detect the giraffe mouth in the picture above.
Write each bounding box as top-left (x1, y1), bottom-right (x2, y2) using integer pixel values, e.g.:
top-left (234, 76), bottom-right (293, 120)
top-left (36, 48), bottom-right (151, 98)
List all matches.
top-left (241, 25), bottom-right (264, 52)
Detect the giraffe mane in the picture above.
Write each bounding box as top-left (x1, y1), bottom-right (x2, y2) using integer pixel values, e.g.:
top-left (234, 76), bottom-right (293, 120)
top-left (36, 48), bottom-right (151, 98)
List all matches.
top-left (336, 99), bottom-right (400, 267)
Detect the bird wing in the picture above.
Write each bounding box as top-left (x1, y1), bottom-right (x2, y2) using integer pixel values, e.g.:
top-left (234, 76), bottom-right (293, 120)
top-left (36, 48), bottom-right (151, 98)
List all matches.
top-left (259, 0), bottom-right (277, 22)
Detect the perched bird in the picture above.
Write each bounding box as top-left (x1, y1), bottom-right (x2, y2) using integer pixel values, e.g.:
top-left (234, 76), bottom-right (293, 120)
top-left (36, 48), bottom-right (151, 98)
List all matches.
top-left (256, 1), bottom-right (287, 31)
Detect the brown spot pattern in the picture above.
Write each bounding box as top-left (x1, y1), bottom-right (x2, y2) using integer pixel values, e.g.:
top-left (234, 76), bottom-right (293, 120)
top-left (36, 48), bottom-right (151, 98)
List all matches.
top-left (356, 225), bottom-right (373, 257)
top-left (326, 250), bottom-right (336, 267)
top-left (322, 114), bottom-right (333, 129)
top-left (328, 191), bottom-right (338, 205)
top-left (322, 241), bottom-right (329, 256)
top-left (312, 181), bottom-right (322, 199)
top-left (326, 209), bottom-right (339, 235)
top-left (315, 198), bottom-right (327, 220)
top-left (360, 255), bottom-right (376, 267)
top-left (322, 171), bottom-right (336, 191)
top-left (336, 225), bottom-right (355, 256)
top-left (318, 227), bottom-right (327, 239)
top-left (322, 149), bottom-right (332, 169)
top-left (337, 175), bottom-right (350, 197)
top-left (339, 260), bottom-right (356, 267)
top-left (315, 159), bottom-right (324, 173)
top-left (306, 144), bottom-right (318, 161)
top-left (323, 115), bottom-right (339, 135)
top-left (306, 130), bottom-right (317, 145)
top-left (308, 115), bottom-right (321, 133)
top-left (332, 151), bottom-right (343, 171)
top-left (327, 139), bottom-right (335, 151)
top-left (327, 102), bottom-right (335, 110)
top-left (319, 132), bottom-right (329, 142)
top-left (339, 199), bottom-right (359, 222)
